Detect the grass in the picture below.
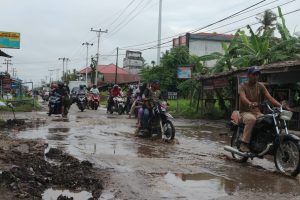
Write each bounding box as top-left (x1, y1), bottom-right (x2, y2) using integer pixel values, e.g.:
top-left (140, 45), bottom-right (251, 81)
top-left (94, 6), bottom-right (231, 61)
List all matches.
top-left (167, 98), bottom-right (224, 119)
top-left (0, 98), bottom-right (41, 112)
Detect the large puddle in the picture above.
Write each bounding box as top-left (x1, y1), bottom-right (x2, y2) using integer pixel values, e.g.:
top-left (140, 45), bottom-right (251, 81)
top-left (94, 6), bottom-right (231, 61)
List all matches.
top-left (42, 188), bottom-right (92, 200)
top-left (155, 172), bottom-right (236, 199)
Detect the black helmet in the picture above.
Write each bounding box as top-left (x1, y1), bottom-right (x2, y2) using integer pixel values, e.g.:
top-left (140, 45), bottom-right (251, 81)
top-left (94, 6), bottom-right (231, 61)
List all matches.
top-left (93, 84), bottom-right (96, 88)
top-left (58, 82), bottom-right (64, 88)
top-left (79, 85), bottom-right (84, 89)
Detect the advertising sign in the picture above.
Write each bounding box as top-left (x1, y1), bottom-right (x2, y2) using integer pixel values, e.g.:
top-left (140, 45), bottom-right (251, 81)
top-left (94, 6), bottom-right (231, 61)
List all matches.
top-left (0, 31), bottom-right (20, 49)
top-left (168, 92), bottom-right (178, 100)
top-left (177, 67), bottom-right (191, 79)
top-left (238, 75), bottom-right (248, 85)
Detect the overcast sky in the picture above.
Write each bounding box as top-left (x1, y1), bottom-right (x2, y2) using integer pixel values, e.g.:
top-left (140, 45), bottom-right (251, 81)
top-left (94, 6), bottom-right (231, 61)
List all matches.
top-left (0, 0), bottom-right (299, 85)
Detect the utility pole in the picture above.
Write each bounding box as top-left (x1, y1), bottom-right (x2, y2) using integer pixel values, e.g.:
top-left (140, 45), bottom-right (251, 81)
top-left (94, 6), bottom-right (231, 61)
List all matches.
top-left (90, 28), bottom-right (108, 86)
top-left (12, 67), bottom-right (17, 77)
top-left (157, 0), bottom-right (162, 66)
top-left (58, 57), bottom-right (70, 82)
top-left (3, 59), bottom-right (12, 73)
top-left (82, 42), bottom-right (93, 86)
top-left (115, 47), bottom-right (119, 84)
top-left (48, 69), bottom-right (55, 84)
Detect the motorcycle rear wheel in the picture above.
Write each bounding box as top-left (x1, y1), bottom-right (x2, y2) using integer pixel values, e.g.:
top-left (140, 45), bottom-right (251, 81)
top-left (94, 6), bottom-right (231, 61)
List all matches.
top-left (230, 127), bottom-right (248, 163)
top-left (163, 120), bottom-right (175, 141)
top-left (274, 139), bottom-right (300, 176)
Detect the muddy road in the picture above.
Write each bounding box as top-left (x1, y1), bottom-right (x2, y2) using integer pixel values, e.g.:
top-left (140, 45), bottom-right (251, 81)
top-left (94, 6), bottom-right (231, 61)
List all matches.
top-left (2, 103), bottom-right (300, 200)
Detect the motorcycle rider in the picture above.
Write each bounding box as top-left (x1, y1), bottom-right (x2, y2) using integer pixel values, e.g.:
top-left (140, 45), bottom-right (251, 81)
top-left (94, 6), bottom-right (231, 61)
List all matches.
top-left (90, 84), bottom-right (100, 95)
top-left (52, 82), bottom-right (69, 116)
top-left (239, 66), bottom-right (283, 152)
top-left (107, 84), bottom-right (122, 112)
top-left (140, 80), bottom-right (161, 130)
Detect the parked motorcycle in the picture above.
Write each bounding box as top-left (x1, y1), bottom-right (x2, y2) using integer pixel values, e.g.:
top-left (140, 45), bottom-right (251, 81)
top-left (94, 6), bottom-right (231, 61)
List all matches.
top-left (89, 93), bottom-right (100, 110)
top-left (225, 103), bottom-right (300, 176)
top-left (48, 93), bottom-right (68, 117)
top-left (76, 94), bottom-right (87, 112)
top-left (109, 96), bottom-right (125, 115)
top-left (138, 101), bottom-right (175, 141)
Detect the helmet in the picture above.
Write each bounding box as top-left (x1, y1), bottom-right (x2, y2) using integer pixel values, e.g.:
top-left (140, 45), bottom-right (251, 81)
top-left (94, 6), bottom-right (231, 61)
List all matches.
top-left (92, 84), bottom-right (96, 88)
top-left (58, 82), bottom-right (64, 88)
top-left (113, 84), bottom-right (118, 88)
top-left (79, 85), bottom-right (84, 89)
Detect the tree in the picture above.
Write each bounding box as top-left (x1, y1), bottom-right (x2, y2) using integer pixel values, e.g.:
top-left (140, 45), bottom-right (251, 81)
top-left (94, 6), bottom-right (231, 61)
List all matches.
top-left (256, 9), bottom-right (277, 35)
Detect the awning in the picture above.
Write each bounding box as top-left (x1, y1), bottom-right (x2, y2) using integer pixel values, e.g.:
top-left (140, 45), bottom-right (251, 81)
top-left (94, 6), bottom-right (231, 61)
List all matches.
top-left (0, 49), bottom-right (12, 58)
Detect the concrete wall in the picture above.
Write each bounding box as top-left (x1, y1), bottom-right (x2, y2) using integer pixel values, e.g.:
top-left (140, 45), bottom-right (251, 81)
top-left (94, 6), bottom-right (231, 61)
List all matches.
top-left (189, 39), bottom-right (228, 68)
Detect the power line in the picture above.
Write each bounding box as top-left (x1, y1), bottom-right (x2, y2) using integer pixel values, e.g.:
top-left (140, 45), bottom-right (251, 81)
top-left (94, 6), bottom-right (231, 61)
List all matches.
top-left (119, 0), bottom-right (273, 49)
top-left (108, 0), bottom-right (154, 37)
top-left (138, 7), bottom-right (300, 52)
top-left (108, 0), bottom-right (147, 35)
top-left (106, 0), bottom-right (137, 28)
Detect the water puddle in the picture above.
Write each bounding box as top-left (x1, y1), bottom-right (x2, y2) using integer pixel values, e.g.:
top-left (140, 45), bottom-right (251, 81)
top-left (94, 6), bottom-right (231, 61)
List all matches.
top-left (42, 188), bottom-right (92, 200)
top-left (156, 172), bottom-right (237, 199)
top-left (48, 128), bottom-right (70, 133)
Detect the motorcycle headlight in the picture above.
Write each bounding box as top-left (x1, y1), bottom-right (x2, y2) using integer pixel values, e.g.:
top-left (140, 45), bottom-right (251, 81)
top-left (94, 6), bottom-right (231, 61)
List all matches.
top-left (280, 110), bottom-right (293, 121)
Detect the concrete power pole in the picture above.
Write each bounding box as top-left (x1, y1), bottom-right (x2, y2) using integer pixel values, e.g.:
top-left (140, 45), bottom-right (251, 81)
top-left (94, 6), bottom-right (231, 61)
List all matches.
top-left (58, 57), bottom-right (70, 82)
top-left (82, 42), bottom-right (93, 86)
top-left (3, 59), bottom-right (12, 73)
top-left (90, 28), bottom-right (108, 86)
top-left (157, 0), bottom-right (162, 66)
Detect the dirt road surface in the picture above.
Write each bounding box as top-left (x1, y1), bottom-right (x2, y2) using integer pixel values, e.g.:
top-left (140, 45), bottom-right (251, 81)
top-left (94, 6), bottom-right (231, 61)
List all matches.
top-left (1, 102), bottom-right (300, 200)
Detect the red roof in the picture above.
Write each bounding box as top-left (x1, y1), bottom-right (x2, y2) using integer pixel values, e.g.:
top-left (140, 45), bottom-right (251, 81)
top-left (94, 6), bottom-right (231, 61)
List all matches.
top-left (79, 63), bottom-right (140, 84)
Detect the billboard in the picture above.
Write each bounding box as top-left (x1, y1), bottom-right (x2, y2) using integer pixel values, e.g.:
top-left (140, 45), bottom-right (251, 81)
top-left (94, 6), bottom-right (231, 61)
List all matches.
top-left (0, 31), bottom-right (20, 49)
top-left (177, 67), bottom-right (192, 79)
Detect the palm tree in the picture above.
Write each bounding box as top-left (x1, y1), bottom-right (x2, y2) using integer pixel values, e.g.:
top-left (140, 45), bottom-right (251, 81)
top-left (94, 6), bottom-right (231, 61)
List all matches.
top-left (256, 9), bottom-right (277, 35)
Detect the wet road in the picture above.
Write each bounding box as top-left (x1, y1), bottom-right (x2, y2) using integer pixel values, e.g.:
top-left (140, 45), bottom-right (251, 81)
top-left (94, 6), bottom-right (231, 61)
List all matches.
top-left (5, 104), bottom-right (300, 200)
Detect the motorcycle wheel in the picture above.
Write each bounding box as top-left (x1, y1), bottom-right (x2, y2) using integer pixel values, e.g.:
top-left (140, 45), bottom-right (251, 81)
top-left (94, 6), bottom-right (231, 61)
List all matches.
top-left (118, 106), bottom-right (124, 115)
top-left (48, 110), bottom-right (52, 116)
top-left (80, 106), bottom-right (84, 112)
top-left (274, 139), bottom-right (300, 176)
top-left (163, 120), bottom-right (175, 141)
top-left (230, 127), bottom-right (248, 163)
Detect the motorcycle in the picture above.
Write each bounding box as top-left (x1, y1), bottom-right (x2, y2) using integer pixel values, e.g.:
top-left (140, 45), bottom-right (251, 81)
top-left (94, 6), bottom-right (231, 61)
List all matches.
top-left (109, 96), bottom-right (125, 115)
top-left (138, 101), bottom-right (175, 141)
top-left (225, 103), bottom-right (300, 176)
top-left (48, 93), bottom-right (68, 117)
top-left (89, 93), bottom-right (100, 110)
top-left (76, 94), bottom-right (87, 112)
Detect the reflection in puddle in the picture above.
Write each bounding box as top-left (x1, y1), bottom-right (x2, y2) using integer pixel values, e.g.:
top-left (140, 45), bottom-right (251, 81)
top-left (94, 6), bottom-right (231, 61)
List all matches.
top-left (48, 128), bottom-right (70, 133)
top-left (158, 172), bottom-right (237, 200)
top-left (51, 118), bottom-right (69, 122)
top-left (42, 188), bottom-right (92, 200)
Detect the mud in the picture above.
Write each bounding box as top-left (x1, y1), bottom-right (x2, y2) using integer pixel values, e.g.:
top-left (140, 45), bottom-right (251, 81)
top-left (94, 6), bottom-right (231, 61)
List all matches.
top-left (0, 136), bottom-right (106, 199)
top-left (1, 103), bottom-right (300, 200)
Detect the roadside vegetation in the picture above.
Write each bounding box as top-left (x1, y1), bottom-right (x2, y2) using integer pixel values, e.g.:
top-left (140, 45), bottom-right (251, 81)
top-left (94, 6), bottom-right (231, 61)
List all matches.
top-left (0, 98), bottom-right (41, 112)
top-left (141, 7), bottom-right (300, 119)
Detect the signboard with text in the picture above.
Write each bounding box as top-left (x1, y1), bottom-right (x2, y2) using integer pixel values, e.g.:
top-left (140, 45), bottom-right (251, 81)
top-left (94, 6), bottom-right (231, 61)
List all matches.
top-left (0, 31), bottom-right (20, 49)
top-left (177, 67), bottom-right (192, 79)
top-left (238, 75), bottom-right (248, 85)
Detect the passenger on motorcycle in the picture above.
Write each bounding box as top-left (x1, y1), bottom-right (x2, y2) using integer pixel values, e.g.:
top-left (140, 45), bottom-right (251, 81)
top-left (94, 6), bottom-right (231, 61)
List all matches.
top-left (128, 86), bottom-right (142, 119)
top-left (90, 84), bottom-right (100, 95)
top-left (52, 82), bottom-right (70, 116)
top-left (107, 84), bottom-right (122, 112)
top-left (239, 66), bottom-right (284, 152)
top-left (76, 85), bottom-right (87, 100)
top-left (140, 81), bottom-right (161, 130)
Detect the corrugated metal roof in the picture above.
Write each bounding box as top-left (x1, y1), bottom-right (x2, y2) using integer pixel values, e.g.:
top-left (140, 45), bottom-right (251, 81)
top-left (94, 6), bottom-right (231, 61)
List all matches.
top-left (189, 32), bottom-right (234, 42)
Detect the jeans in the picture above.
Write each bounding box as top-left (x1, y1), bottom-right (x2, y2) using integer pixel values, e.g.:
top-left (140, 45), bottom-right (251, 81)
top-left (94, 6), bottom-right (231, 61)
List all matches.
top-left (142, 108), bottom-right (150, 129)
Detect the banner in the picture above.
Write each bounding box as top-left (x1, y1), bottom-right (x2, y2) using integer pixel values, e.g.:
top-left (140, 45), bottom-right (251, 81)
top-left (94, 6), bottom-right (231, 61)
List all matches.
top-left (0, 31), bottom-right (20, 49)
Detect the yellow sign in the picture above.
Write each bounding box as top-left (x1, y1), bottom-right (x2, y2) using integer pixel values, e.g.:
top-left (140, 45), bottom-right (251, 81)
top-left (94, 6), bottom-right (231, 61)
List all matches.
top-left (0, 31), bottom-right (20, 49)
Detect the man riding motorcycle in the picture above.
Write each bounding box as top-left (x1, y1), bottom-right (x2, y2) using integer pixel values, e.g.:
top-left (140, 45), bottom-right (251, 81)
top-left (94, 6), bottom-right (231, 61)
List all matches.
top-left (107, 84), bottom-right (122, 112)
top-left (239, 66), bottom-right (287, 152)
top-left (51, 82), bottom-right (69, 116)
top-left (140, 81), bottom-right (161, 130)
top-left (90, 84), bottom-right (100, 95)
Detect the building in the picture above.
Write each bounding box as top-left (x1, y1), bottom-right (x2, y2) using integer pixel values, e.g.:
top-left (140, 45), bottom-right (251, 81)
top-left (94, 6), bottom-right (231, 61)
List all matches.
top-left (173, 32), bottom-right (234, 67)
top-left (123, 50), bottom-right (144, 74)
top-left (79, 63), bottom-right (140, 86)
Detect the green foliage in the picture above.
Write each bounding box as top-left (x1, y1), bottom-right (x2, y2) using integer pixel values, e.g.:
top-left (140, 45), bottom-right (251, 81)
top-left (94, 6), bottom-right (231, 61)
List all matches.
top-left (90, 57), bottom-right (97, 84)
